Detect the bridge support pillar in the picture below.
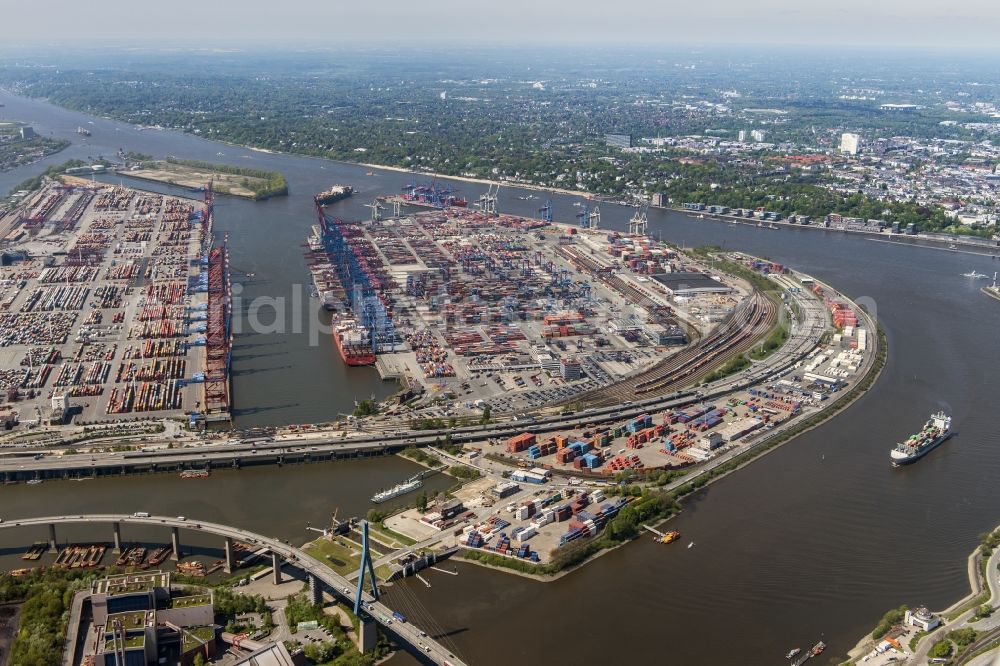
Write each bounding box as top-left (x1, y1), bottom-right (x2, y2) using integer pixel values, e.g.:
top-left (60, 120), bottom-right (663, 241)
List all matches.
top-left (48, 523), bottom-right (58, 553)
top-left (223, 537), bottom-right (234, 574)
top-left (112, 522), bottom-right (121, 553)
top-left (307, 574), bottom-right (321, 605)
top-left (271, 552), bottom-right (282, 585)
top-left (171, 527), bottom-right (180, 561)
top-left (357, 618), bottom-right (377, 654)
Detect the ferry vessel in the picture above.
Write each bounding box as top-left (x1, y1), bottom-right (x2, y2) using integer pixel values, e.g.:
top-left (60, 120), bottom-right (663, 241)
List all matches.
top-left (371, 474), bottom-right (423, 503)
top-left (890, 412), bottom-right (952, 466)
top-left (315, 184), bottom-right (354, 206)
top-left (334, 318), bottom-right (376, 366)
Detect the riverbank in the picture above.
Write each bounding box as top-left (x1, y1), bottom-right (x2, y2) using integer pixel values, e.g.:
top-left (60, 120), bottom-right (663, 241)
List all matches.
top-left (357, 163), bottom-right (591, 200)
top-left (845, 524), bottom-right (1000, 665)
top-left (663, 206), bottom-right (1000, 255)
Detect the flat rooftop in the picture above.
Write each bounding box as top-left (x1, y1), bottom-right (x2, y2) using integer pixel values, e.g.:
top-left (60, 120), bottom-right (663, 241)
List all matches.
top-left (651, 272), bottom-right (731, 293)
top-left (181, 625), bottom-right (215, 653)
top-left (104, 610), bottom-right (154, 635)
top-left (103, 635), bottom-right (145, 651)
top-left (93, 570), bottom-right (169, 595)
top-left (172, 593), bottom-right (212, 609)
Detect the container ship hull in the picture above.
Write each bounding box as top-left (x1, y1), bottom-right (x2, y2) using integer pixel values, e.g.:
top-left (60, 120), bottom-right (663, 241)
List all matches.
top-left (890, 434), bottom-right (950, 466)
top-left (335, 328), bottom-right (376, 366)
top-left (890, 412), bottom-right (952, 466)
top-left (315, 184), bottom-right (354, 206)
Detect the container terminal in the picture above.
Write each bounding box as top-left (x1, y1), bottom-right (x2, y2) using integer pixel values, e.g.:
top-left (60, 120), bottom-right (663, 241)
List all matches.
top-left (0, 178), bottom-right (232, 428)
top-left (305, 199), bottom-right (761, 417)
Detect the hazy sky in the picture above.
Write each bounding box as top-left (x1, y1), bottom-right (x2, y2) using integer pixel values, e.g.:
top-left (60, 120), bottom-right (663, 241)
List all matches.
top-left (6, 0), bottom-right (1000, 49)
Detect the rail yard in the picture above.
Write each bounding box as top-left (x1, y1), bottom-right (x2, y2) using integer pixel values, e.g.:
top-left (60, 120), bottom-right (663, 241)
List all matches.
top-left (0, 178), bottom-right (231, 427)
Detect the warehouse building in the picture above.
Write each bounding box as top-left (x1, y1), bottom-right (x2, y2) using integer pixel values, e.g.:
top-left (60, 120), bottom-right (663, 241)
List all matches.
top-left (651, 272), bottom-right (732, 297)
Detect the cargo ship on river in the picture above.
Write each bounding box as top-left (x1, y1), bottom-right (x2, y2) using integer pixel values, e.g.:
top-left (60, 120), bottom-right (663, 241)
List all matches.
top-left (371, 474), bottom-right (423, 503)
top-left (314, 184), bottom-right (353, 206)
top-left (891, 412), bottom-right (952, 466)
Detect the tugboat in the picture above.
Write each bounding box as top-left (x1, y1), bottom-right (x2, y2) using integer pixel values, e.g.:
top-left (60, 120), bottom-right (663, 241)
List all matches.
top-left (785, 648), bottom-right (801, 659)
top-left (890, 412), bottom-right (952, 466)
top-left (810, 641), bottom-right (826, 656)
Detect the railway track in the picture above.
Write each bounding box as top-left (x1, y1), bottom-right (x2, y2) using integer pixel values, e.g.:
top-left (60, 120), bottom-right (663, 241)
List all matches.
top-left (575, 292), bottom-right (777, 407)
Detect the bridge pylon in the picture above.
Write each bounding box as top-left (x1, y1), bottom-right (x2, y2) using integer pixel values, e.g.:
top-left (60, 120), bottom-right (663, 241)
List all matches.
top-left (353, 520), bottom-right (380, 616)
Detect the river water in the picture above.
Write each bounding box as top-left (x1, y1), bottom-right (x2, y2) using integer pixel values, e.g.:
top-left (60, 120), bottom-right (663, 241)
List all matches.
top-left (3, 91), bottom-right (1000, 665)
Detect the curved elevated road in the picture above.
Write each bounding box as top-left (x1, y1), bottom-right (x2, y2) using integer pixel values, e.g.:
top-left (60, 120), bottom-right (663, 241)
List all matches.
top-left (0, 514), bottom-right (466, 666)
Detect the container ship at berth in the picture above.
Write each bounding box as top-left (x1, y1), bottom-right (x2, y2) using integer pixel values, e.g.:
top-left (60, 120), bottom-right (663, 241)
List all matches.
top-left (303, 203), bottom-right (401, 368)
top-left (334, 319), bottom-right (377, 366)
top-left (371, 475), bottom-right (423, 503)
top-left (890, 412), bottom-right (952, 466)
top-left (314, 184), bottom-right (353, 206)
top-left (306, 225), bottom-right (348, 311)
top-left (400, 182), bottom-right (467, 208)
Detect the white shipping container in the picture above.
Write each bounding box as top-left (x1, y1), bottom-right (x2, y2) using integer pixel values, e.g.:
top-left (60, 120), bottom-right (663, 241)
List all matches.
top-left (516, 527), bottom-right (537, 542)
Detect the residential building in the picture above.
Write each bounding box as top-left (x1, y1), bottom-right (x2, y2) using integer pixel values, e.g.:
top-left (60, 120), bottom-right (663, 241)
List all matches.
top-left (840, 133), bottom-right (861, 155)
top-left (604, 133), bottom-right (633, 149)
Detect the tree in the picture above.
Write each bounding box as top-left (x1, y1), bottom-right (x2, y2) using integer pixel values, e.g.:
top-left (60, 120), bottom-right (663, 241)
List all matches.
top-left (947, 628), bottom-right (978, 648)
top-left (303, 640), bottom-right (338, 663)
top-left (929, 639), bottom-right (953, 659)
top-left (193, 653), bottom-right (206, 666)
top-left (416, 492), bottom-right (428, 512)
